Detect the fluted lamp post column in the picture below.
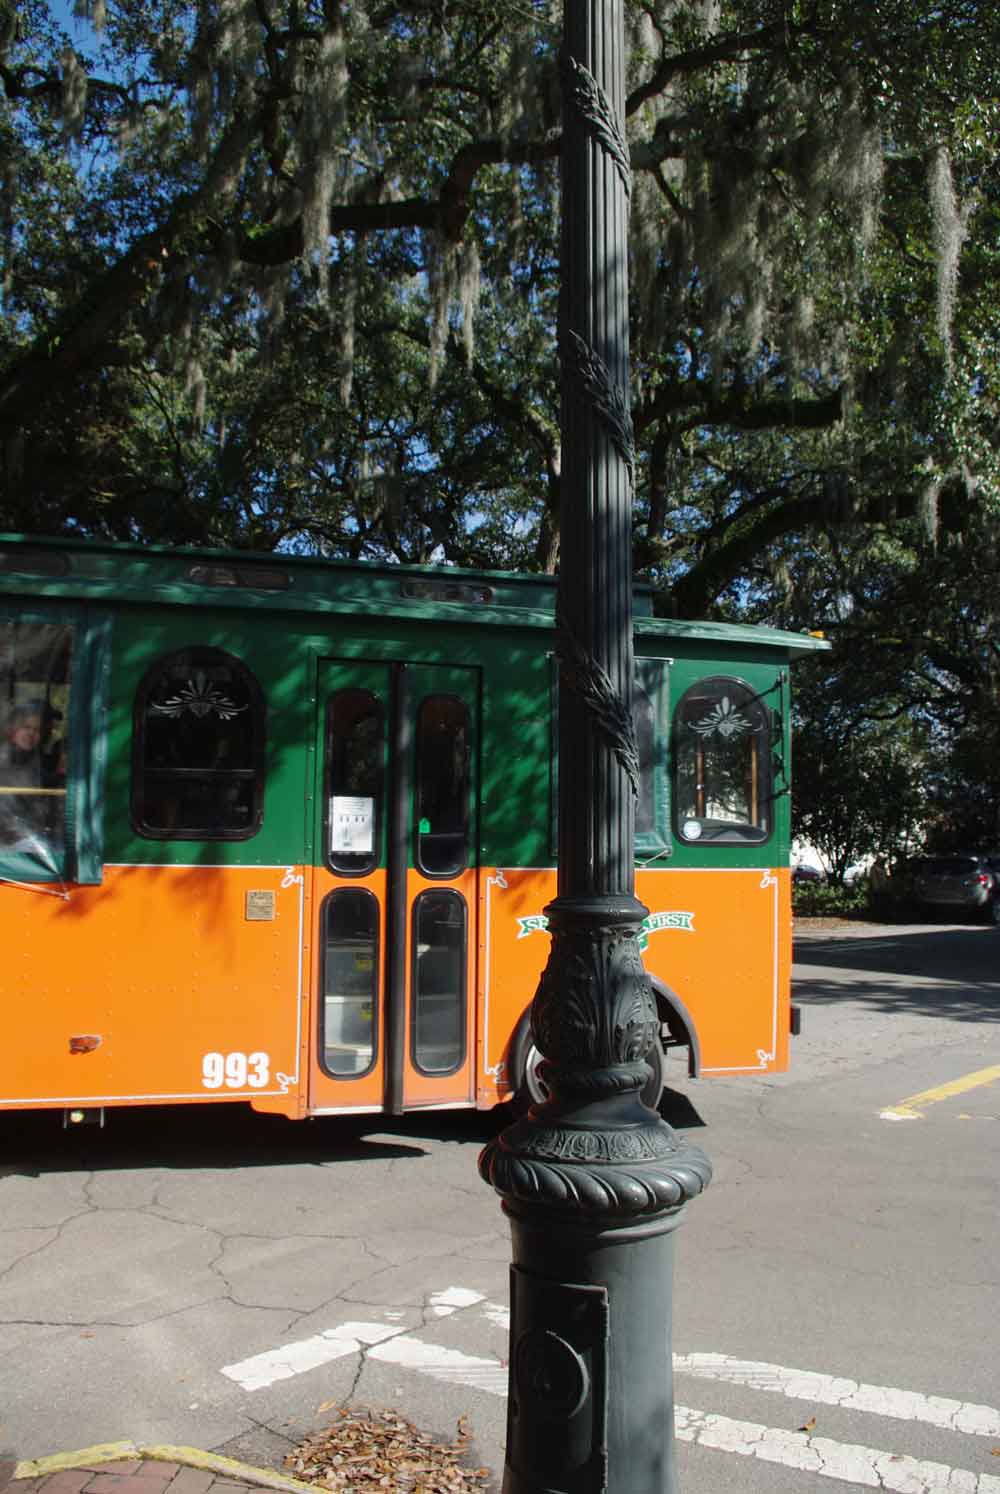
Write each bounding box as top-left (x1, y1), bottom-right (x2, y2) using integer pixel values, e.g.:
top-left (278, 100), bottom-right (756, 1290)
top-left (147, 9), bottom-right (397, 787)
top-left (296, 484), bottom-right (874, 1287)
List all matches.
top-left (479, 4), bottom-right (712, 1492)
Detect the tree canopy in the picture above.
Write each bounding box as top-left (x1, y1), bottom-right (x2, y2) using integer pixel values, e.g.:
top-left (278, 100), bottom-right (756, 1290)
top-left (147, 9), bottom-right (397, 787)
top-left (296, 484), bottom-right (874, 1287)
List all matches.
top-left (2, 0), bottom-right (998, 598)
top-left (6, 0), bottom-right (1000, 858)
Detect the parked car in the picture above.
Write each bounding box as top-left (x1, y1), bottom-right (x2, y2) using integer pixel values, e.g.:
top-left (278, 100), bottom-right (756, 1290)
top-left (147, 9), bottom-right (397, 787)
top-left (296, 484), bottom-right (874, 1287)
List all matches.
top-left (792, 863), bottom-right (825, 883)
top-left (909, 854), bottom-right (996, 921)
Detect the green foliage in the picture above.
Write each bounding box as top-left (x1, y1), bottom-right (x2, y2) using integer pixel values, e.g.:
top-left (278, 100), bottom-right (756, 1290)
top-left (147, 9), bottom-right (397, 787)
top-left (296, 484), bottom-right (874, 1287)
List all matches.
top-left (1, 0), bottom-right (999, 857)
top-left (790, 638), bottom-right (931, 880)
top-left (1, 0), bottom-right (998, 590)
top-left (2, 1), bottom-right (997, 859)
top-left (792, 880), bottom-right (868, 919)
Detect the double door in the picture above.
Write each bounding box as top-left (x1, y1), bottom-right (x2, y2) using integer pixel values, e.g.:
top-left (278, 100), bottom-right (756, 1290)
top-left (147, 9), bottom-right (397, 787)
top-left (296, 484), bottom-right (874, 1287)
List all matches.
top-left (308, 660), bottom-right (479, 1113)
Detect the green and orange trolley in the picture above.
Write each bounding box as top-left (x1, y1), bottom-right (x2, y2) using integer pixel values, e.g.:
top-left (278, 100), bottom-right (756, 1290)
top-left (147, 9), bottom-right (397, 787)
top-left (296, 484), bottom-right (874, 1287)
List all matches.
top-left (0, 533), bottom-right (827, 1121)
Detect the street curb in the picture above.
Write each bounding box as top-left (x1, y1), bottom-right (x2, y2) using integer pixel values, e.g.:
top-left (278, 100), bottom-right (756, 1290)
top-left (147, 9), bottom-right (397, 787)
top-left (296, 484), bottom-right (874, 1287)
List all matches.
top-left (12, 1443), bottom-right (316, 1494)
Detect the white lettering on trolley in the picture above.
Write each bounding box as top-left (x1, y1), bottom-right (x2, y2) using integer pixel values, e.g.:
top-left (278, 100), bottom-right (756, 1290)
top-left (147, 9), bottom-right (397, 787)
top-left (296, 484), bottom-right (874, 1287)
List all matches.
top-left (516, 909), bottom-right (695, 949)
top-left (202, 1051), bottom-right (270, 1090)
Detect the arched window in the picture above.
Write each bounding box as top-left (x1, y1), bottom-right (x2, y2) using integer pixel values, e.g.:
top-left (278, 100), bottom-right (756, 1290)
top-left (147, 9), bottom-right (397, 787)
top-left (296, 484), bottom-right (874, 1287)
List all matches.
top-left (672, 676), bottom-right (771, 845)
top-left (132, 647), bottom-right (265, 839)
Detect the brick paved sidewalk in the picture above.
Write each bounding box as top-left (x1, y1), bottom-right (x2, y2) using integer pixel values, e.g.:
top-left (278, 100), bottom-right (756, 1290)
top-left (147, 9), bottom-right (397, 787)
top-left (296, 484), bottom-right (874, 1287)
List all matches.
top-left (12, 1459), bottom-right (253, 1494)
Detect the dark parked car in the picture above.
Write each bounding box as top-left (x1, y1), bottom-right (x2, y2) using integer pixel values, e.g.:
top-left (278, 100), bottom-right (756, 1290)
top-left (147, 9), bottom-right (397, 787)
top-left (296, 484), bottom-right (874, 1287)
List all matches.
top-left (792, 864), bottom-right (824, 883)
top-left (910, 854), bottom-right (997, 921)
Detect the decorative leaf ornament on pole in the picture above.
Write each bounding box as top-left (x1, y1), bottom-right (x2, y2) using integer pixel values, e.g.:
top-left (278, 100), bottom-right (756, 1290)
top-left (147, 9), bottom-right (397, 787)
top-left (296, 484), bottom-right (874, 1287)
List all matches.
top-left (479, 4), bottom-right (712, 1492)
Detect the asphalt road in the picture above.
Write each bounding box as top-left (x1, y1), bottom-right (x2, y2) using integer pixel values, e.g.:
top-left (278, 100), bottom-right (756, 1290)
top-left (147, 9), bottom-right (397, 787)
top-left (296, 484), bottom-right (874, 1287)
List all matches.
top-left (2, 920), bottom-right (998, 1494)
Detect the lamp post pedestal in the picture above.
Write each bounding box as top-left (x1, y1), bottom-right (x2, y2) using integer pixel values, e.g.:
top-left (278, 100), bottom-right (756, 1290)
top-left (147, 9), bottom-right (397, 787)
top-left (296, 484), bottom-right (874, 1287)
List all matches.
top-left (502, 1207), bottom-right (687, 1494)
top-left (481, 896), bottom-right (710, 1494)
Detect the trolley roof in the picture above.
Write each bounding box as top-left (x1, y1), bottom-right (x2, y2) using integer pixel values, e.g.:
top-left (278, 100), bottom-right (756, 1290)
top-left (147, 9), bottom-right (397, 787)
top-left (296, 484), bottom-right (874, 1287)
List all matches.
top-left (0, 533), bottom-right (830, 655)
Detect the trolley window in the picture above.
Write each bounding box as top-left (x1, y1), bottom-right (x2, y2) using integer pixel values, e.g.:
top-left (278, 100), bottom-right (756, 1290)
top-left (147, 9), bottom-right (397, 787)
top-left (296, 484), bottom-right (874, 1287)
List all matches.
top-left (320, 888), bottom-right (379, 1078)
top-left (635, 656), bottom-right (671, 856)
top-left (132, 647), bottom-right (265, 839)
top-left (550, 656), bottom-right (671, 859)
top-left (326, 689), bottom-right (384, 876)
top-left (411, 889), bottom-right (466, 1075)
top-left (415, 695), bottom-right (470, 876)
top-left (0, 609), bottom-right (109, 884)
top-left (673, 676), bottom-right (771, 845)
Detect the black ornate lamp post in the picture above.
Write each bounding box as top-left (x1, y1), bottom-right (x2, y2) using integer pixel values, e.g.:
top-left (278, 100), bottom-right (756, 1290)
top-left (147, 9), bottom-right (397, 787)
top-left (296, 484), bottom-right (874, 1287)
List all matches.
top-left (479, 4), bottom-right (711, 1491)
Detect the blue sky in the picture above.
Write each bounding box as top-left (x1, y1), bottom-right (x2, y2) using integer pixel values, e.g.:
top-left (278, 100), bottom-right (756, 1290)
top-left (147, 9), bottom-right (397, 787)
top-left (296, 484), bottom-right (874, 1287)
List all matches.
top-left (51, 1), bottom-right (104, 60)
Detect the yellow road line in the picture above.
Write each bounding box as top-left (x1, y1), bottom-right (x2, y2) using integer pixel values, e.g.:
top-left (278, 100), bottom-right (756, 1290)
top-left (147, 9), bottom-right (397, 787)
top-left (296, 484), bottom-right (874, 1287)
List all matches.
top-left (880, 1063), bottom-right (1000, 1121)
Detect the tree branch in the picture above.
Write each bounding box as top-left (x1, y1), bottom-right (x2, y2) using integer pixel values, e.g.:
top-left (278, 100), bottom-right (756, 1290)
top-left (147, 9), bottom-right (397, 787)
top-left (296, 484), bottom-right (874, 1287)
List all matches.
top-left (635, 381), bottom-right (842, 437)
top-left (668, 482), bottom-right (920, 618)
top-left (626, 21), bottom-right (791, 115)
top-left (0, 109), bottom-right (261, 434)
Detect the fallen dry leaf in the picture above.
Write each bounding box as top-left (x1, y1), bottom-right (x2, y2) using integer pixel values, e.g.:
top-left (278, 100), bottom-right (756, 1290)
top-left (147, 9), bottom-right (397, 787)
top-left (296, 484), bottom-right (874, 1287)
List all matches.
top-left (285, 1405), bottom-right (490, 1493)
top-left (799, 1417), bottom-right (817, 1433)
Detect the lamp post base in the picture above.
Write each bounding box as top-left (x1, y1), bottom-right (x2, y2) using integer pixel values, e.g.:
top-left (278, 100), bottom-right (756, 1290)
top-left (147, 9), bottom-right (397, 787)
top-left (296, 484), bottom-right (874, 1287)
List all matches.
top-left (480, 897), bottom-right (711, 1494)
top-left (495, 1197), bottom-right (700, 1494)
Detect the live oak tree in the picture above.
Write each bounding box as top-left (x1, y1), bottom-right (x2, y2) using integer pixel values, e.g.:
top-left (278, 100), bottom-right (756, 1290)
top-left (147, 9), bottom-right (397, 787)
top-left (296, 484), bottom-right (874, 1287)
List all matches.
top-left (1, 0), bottom-right (998, 610)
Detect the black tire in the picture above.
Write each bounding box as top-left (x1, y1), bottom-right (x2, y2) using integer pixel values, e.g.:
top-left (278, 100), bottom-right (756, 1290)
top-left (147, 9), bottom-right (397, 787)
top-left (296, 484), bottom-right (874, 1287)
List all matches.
top-left (508, 1020), bottom-right (667, 1115)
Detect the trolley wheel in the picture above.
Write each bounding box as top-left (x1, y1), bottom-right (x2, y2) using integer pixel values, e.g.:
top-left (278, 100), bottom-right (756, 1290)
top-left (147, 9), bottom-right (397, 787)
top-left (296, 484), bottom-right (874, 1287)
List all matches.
top-left (508, 1020), bottom-right (667, 1116)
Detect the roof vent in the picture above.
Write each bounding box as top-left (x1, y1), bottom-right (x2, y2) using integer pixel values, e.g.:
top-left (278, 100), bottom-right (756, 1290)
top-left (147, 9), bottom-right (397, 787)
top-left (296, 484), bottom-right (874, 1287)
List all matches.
top-left (187, 564), bottom-right (290, 591)
top-left (401, 579), bottom-right (494, 604)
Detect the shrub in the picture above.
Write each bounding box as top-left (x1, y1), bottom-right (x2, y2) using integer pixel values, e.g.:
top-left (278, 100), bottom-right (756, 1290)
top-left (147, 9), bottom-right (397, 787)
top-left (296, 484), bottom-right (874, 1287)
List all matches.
top-left (792, 880), bottom-right (868, 918)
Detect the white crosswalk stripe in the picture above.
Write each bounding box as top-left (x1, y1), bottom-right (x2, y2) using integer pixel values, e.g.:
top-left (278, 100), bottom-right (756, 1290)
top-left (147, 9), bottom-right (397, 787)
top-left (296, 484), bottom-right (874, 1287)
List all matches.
top-left (673, 1353), bottom-right (1000, 1438)
top-left (674, 1407), bottom-right (1000, 1494)
top-left (220, 1287), bottom-right (1000, 1491)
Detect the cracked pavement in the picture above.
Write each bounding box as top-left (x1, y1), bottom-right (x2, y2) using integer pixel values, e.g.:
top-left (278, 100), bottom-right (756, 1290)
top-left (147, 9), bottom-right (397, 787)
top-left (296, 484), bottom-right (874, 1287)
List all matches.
top-left (0, 1108), bottom-right (513, 1469)
top-left (2, 922), bottom-right (999, 1494)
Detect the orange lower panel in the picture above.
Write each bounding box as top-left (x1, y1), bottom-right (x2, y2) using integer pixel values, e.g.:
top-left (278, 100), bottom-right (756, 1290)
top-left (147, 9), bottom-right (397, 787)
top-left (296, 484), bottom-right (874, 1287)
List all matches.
top-left (1, 864), bottom-right (307, 1116)
top-left (479, 865), bottom-right (791, 1099)
top-left (1, 861), bottom-right (790, 1119)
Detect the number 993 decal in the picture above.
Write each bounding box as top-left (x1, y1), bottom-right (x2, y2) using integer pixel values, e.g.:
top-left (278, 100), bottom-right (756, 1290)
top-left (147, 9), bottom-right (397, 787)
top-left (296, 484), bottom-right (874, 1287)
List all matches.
top-left (202, 1051), bottom-right (270, 1090)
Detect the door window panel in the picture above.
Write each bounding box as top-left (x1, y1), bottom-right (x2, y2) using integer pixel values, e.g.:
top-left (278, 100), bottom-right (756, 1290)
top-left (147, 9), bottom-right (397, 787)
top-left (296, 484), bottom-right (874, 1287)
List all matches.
top-left (634, 685), bottom-right (655, 837)
top-left (415, 695), bottom-right (470, 876)
top-left (326, 689), bottom-right (383, 875)
top-left (550, 656), bottom-right (671, 858)
top-left (0, 621), bottom-right (72, 877)
top-left (673, 676), bottom-right (771, 844)
top-left (132, 647), bottom-right (265, 838)
top-left (411, 890), bottom-right (466, 1075)
top-left (321, 889), bottom-right (379, 1077)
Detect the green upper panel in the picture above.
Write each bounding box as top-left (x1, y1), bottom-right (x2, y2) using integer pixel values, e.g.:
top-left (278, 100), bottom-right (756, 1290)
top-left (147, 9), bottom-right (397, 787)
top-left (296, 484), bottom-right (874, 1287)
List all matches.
top-left (0, 534), bottom-right (827, 874)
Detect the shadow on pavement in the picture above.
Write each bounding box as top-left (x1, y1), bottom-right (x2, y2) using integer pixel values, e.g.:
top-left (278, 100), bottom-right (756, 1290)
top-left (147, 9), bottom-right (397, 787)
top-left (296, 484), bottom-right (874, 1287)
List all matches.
top-left (659, 1085), bottom-right (707, 1130)
top-left (0, 1076), bottom-right (706, 1177)
top-left (0, 1103), bottom-right (492, 1179)
top-left (793, 925), bottom-right (1000, 1023)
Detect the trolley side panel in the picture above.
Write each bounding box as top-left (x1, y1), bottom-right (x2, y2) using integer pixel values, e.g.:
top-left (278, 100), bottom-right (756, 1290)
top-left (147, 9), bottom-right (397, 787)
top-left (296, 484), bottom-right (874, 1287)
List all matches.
top-left (0, 864), bottom-right (305, 1111)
